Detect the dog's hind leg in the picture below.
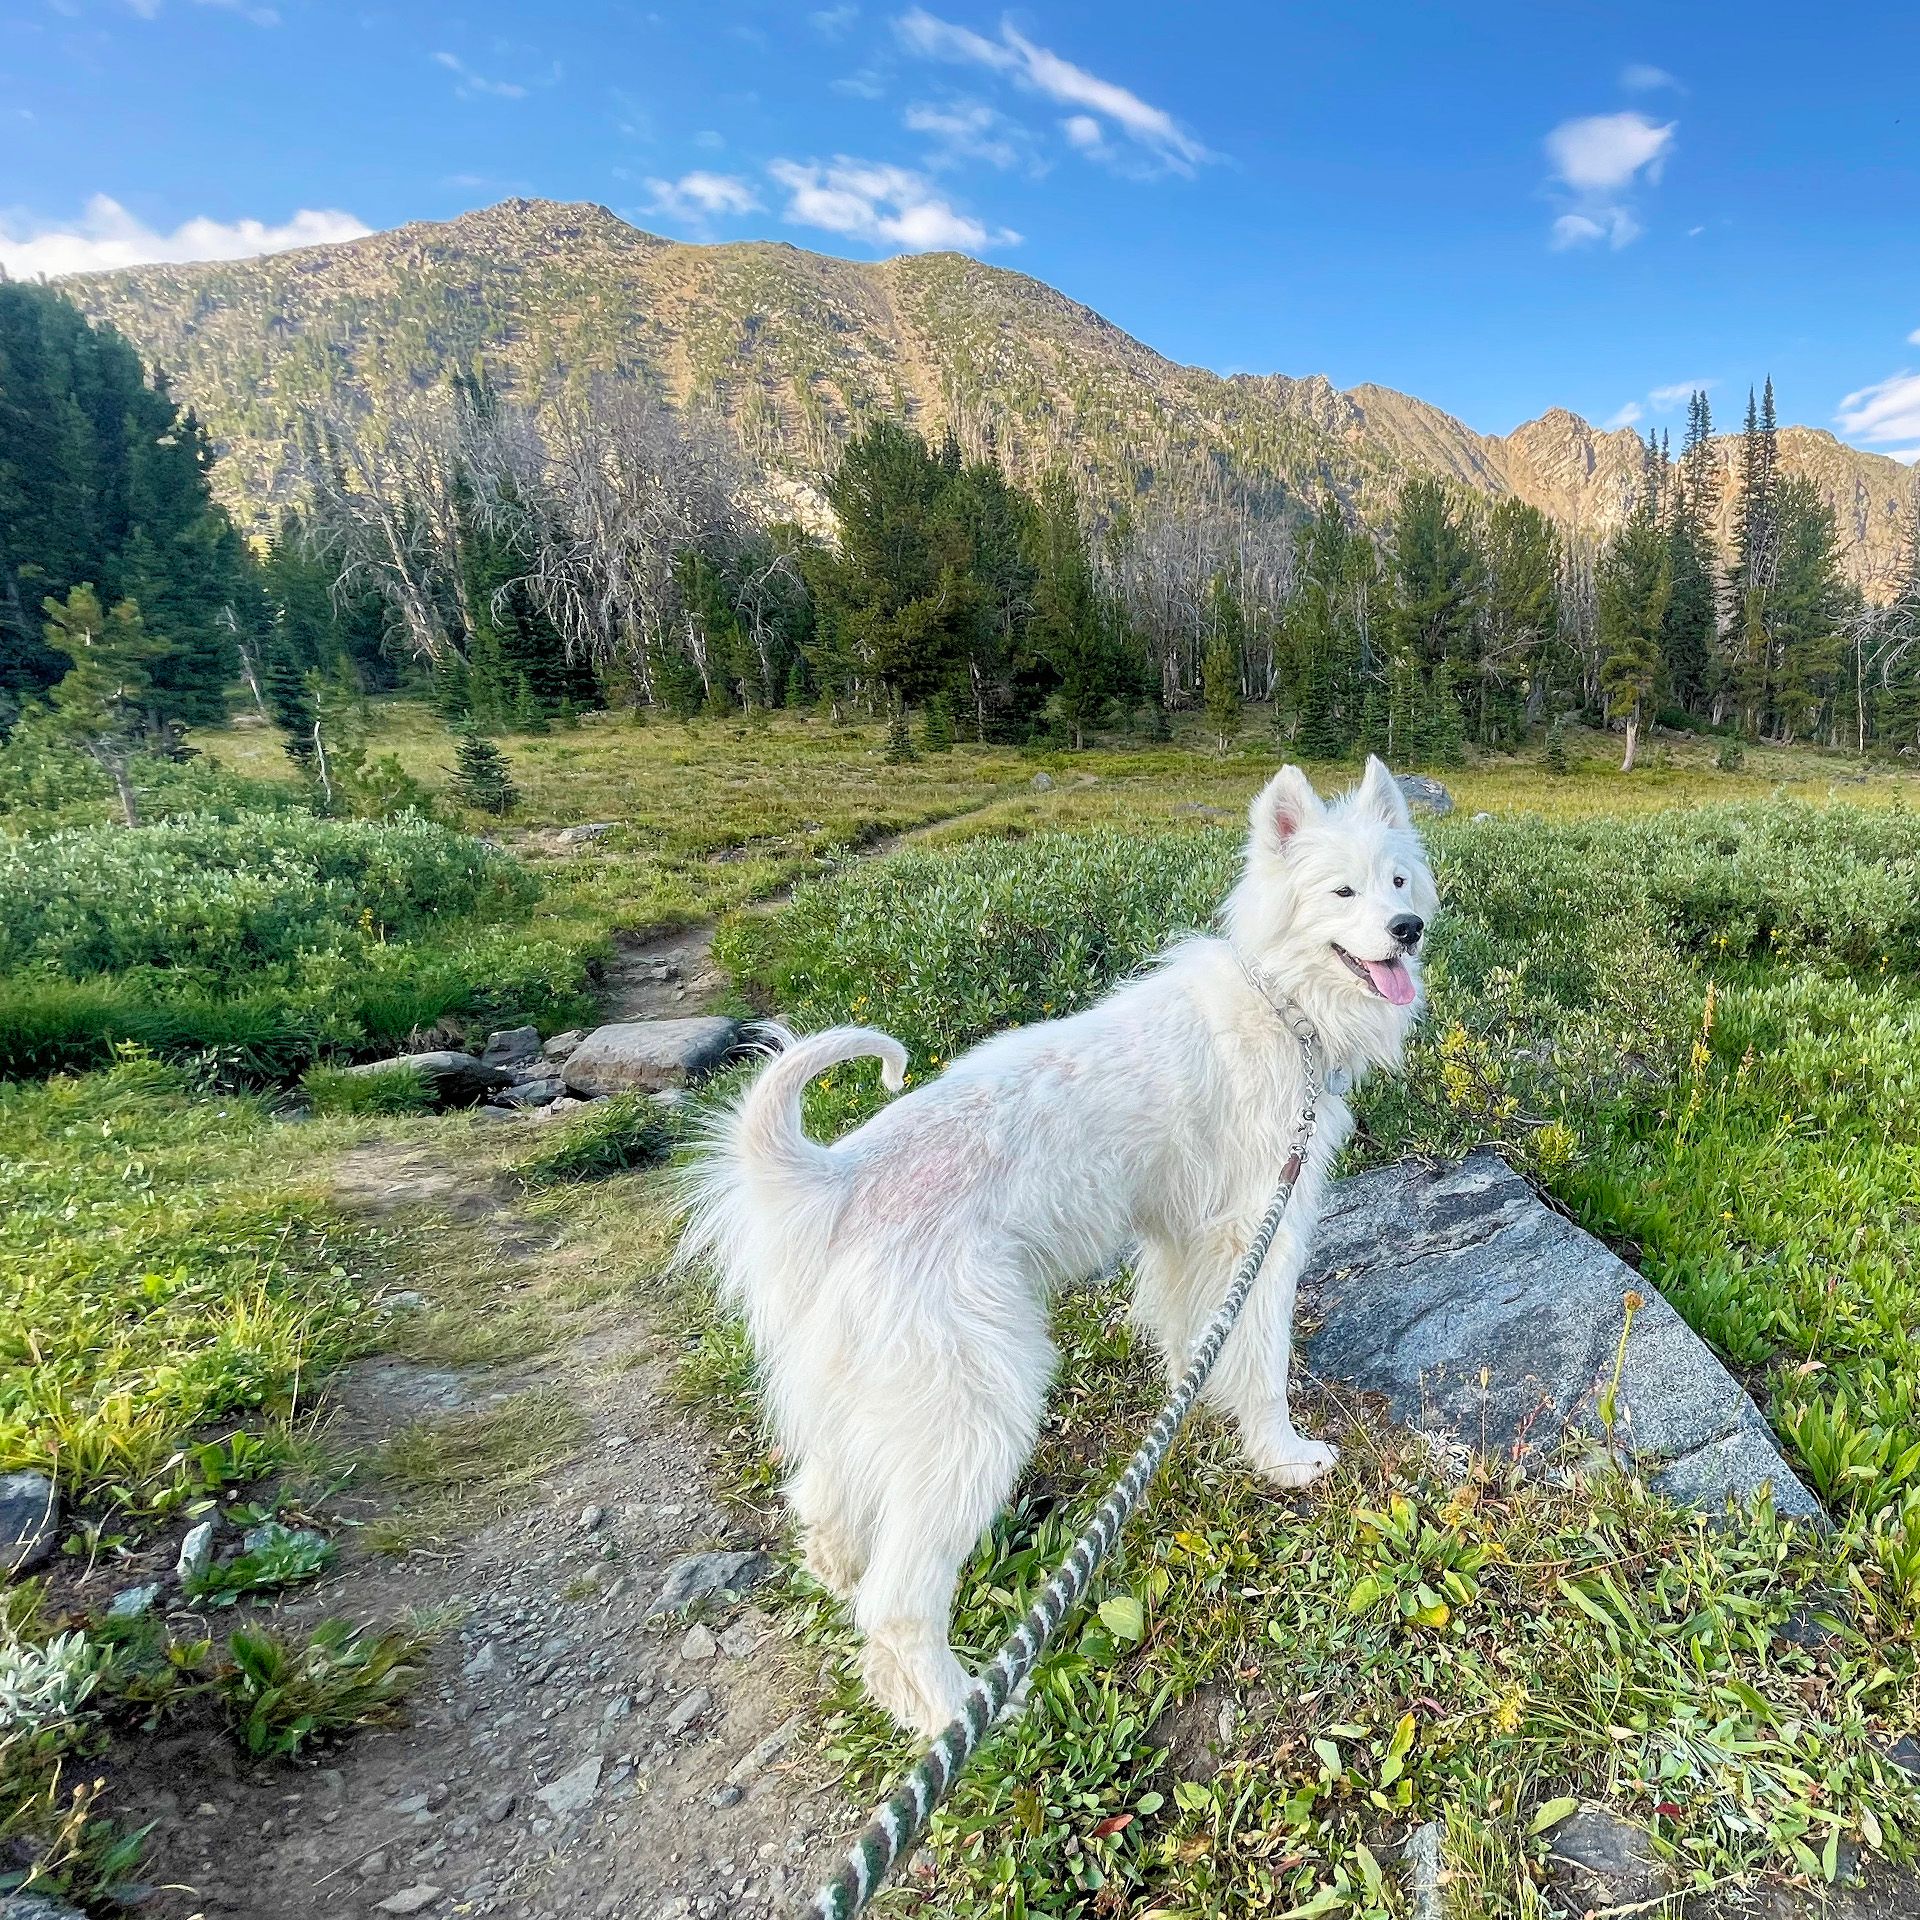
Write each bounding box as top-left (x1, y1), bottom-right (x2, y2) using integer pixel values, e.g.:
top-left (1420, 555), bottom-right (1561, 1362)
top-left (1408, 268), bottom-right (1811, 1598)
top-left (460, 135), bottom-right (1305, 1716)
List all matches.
top-left (851, 1297), bottom-right (1050, 1738)
top-left (789, 1456), bottom-right (868, 1600)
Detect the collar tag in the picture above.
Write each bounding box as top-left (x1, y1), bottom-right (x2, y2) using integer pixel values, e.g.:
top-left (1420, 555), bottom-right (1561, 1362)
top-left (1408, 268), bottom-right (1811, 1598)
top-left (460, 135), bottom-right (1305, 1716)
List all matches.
top-left (1324, 1066), bottom-right (1354, 1098)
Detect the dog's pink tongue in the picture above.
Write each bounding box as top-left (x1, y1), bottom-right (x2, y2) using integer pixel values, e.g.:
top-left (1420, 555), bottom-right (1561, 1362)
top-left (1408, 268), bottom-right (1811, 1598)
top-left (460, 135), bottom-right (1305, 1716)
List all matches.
top-left (1366, 957), bottom-right (1417, 1006)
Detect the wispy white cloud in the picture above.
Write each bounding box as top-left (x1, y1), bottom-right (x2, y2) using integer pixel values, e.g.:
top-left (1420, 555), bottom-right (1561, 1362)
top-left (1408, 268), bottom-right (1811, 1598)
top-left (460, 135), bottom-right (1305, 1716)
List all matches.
top-left (1543, 110), bottom-right (1673, 250)
top-left (0, 194), bottom-right (368, 278)
top-left (768, 155), bottom-right (1018, 252)
top-left (1837, 369), bottom-right (1920, 449)
top-left (894, 8), bottom-right (1208, 174)
top-left (1908, 326), bottom-right (1920, 346)
top-left (1550, 209), bottom-right (1640, 250)
top-left (904, 97), bottom-right (1029, 170)
top-left (126, 0), bottom-right (282, 21)
top-left (810, 4), bottom-right (858, 36)
top-left (1648, 379), bottom-right (1714, 409)
top-left (1620, 62), bottom-right (1681, 92)
top-left (433, 50), bottom-right (527, 99)
top-left (1602, 401), bottom-right (1645, 430)
top-left (1546, 112), bottom-right (1673, 193)
top-left (833, 68), bottom-right (888, 99)
top-left (641, 171), bottom-right (763, 227)
top-left (195, 0), bottom-right (281, 24)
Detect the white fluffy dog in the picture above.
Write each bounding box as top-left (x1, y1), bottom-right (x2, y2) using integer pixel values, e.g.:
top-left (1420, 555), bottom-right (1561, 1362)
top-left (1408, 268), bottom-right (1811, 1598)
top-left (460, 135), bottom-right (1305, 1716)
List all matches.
top-left (680, 757), bottom-right (1437, 1736)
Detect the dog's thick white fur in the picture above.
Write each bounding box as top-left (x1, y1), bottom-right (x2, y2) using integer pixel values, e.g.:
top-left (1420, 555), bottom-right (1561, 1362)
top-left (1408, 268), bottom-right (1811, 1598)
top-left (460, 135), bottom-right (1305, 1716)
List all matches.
top-left (679, 757), bottom-right (1437, 1736)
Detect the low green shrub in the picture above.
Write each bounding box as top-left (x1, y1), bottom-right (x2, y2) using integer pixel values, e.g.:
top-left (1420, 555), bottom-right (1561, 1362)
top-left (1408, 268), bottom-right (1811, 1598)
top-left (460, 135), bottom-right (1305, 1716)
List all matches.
top-left (301, 1062), bottom-right (434, 1117)
top-left (0, 811), bottom-right (596, 1082)
top-left (513, 1092), bottom-right (685, 1188)
top-left (216, 1617), bottom-right (434, 1757)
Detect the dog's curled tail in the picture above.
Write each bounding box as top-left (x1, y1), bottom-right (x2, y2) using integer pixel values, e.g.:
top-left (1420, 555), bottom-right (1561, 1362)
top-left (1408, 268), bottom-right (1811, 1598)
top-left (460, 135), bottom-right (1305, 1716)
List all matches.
top-left (674, 1022), bottom-right (907, 1303)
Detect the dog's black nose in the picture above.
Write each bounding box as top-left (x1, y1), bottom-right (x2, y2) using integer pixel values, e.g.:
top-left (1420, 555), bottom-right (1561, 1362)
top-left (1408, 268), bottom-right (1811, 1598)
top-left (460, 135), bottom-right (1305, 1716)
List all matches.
top-left (1389, 913), bottom-right (1425, 949)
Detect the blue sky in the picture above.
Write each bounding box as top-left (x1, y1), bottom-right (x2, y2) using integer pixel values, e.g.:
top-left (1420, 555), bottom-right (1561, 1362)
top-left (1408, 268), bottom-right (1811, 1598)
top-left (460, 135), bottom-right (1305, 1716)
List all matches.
top-left (3, 1), bottom-right (1917, 457)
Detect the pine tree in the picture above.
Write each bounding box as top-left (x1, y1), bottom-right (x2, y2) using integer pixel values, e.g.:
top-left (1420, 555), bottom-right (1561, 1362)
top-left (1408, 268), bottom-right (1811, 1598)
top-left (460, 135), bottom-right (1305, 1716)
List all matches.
top-left (1596, 476), bottom-right (1673, 772)
top-left (41, 585), bottom-right (170, 826)
top-left (884, 701), bottom-right (916, 763)
top-left (1, 284), bottom-right (262, 720)
top-left (1389, 479), bottom-right (1482, 674)
top-left (1202, 630), bottom-right (1240, 754)
top-left (1768, 476), bottom-right (1848, 740)
top-left (1026, 473), bottom-right (1129, 749)
top-left (920, 693), bottom-right (955, 753)
top-left (1419, 659), bottom-right (1467, 767)
top-left (448, 723), bottom-right (520, 816)
top-left (1662, 391), bottom-right (1718, 714)
top-left (1477, 499), bottom-right (1560, 746)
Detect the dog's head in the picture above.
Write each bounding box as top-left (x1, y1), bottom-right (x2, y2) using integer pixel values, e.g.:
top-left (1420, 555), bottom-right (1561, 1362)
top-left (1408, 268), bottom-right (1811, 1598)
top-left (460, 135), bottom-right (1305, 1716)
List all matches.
top-left (1225, 756), bottom-right (1438, 1064)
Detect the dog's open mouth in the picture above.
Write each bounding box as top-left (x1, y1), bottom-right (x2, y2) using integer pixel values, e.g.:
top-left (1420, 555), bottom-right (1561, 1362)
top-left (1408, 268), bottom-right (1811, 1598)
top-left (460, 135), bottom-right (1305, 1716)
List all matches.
top-left (1333, 943), bottom-right (1417, 1007)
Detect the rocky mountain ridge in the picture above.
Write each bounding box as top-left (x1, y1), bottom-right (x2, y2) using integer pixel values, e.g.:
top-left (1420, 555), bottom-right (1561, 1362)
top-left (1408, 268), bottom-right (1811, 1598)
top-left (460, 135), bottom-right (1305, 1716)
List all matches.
top-left (56, 197), bottom-right (1917, 595)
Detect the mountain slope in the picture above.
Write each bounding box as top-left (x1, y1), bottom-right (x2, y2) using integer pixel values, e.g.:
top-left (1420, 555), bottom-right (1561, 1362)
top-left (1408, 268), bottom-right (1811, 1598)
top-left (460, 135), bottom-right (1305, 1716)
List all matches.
top-left (58, 198), bottom-right (1918, 595)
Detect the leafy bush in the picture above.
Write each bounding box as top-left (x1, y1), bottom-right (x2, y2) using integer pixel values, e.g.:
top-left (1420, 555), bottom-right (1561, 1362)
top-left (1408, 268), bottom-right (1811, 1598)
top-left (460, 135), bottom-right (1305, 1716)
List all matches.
top-left (0, 813), bottom-right (528, 980)
top-left (182, 1523), bottom-right (336, 1607)
top-left (0, 812), bottom-right (595, 1080)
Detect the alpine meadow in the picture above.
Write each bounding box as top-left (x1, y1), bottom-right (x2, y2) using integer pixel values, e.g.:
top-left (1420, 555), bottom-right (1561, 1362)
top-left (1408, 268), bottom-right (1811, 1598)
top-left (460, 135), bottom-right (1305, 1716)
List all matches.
top-left (4, 21), bottom-right (1920, 1919)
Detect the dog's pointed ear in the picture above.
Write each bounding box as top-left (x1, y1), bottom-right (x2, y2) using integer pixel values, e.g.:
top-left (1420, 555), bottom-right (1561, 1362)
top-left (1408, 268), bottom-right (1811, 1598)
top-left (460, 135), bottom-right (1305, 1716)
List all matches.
top-left (1349, 755), bottom-right (1412, 830)
top-left (1249, 764), bottom-right (1323, 857)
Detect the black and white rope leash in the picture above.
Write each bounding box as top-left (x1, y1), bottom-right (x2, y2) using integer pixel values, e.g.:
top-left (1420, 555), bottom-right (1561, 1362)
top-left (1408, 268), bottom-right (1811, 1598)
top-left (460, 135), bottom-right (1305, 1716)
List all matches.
top-left (800, 991), bottom-right (1324, 1920)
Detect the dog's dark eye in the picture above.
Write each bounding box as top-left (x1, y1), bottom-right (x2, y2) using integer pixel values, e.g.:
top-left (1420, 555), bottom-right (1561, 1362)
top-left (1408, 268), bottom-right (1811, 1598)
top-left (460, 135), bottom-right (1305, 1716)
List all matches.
top-left (1393, 875), bottom-right (1406, 889)
top-left (1333, 886), bottom-right (1355, 898)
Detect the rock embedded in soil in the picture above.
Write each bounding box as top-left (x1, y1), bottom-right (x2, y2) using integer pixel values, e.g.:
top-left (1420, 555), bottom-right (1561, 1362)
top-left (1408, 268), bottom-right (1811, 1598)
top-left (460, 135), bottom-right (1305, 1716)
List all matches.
top-left (1, 1896), bottom-right (91, 1919)
top-left (481, 1025), bottom-right (542, 1068)
top-left (492, 1075), bottom-right (567, 1109)
top-left (647, 1549), bottom-right (773, 1617)
top-left (107, 1581), bottom-right (161, 1618)
top-left (347, 1049), bottom-right (512, 1108)
top-left (563, 1017), bottom-right (742, 1096)
top-left (534, 1755), bottom-right (602, 1816)
top-left (176, 1519), bottom-right (215, 1583)
top-left (374, 1888), bottom-right (442, 1916)
top-left (0, 1470), bottom-right (59, 1578)
top-left (1544, 1804), bottom-right (1674, 1913)
top-left (1303, 1150), bottom-right (1821, 1519)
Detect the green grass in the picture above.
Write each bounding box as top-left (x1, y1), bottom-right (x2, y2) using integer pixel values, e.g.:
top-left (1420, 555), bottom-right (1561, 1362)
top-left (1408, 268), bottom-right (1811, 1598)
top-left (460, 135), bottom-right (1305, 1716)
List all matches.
top-left (365, 1385), bottom-right (590, 1551)
top-left (0, 1061), bottom-right (392, 1515)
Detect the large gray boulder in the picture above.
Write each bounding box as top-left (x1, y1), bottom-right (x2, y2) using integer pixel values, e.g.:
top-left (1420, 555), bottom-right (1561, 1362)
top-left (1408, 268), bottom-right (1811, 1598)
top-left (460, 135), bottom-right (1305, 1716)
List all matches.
top-left (1, 1470), bottom-right (59, 1578)
top-left (1302, 1150), bottom-right (1821, 1520)
top-left (563, 1018), bottom-right (740, 1097)
top-left (346, 1050), bottom-right (511, 1107)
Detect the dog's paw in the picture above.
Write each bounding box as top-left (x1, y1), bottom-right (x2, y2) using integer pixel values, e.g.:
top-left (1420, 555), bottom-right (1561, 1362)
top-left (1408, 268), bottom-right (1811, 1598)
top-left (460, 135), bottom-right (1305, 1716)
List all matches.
top-left (861, 1638), bottom-right (974, 1741)
top-left (1250, 1433), bottom-right (1338, 1490)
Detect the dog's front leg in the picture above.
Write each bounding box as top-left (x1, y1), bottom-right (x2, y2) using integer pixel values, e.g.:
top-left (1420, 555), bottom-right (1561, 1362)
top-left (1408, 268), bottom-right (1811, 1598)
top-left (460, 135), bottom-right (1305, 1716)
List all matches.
top-left (1201, 1215), bottom-right (1338, 1491)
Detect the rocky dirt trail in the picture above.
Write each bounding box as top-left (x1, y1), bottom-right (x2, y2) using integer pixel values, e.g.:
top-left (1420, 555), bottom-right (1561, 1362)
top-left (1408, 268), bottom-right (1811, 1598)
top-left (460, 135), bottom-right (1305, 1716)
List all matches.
top-left (107, 907), bottom-right (872, 1920)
